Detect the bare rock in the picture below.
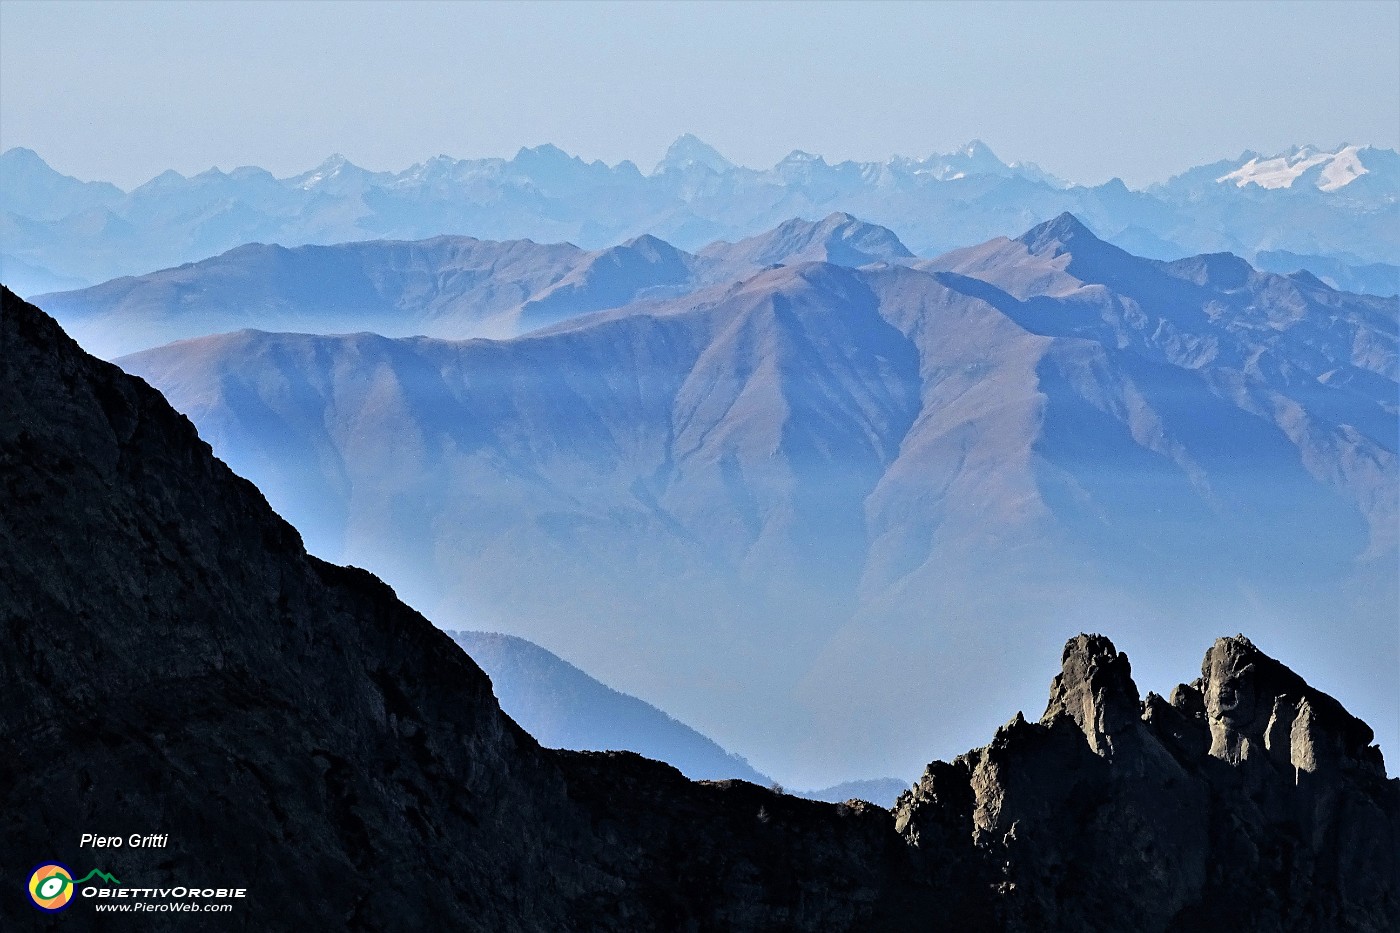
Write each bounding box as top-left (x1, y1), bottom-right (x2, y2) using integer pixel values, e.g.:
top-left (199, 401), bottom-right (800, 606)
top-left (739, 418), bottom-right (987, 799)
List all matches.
top-left (1042, 632), bottom-right (1142, 755)
top-left (895, 632), bottom-right (1399, 931)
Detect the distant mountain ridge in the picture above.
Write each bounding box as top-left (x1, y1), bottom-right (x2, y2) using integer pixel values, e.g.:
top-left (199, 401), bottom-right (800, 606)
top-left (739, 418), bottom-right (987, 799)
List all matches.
top-left (1251, 249), bottom-right (1399, 297)
top-left (451, 630), bottom-right (772, 784)
top-left (698, 212), bottom-right (914, 270)
top-left (3, 139), bottom-right (1395, 297)
top-left (1192, 144), bottom-right (1400, 195)
top-left (452, 630), bottom-right (908, 804)
top-left (34, 212), bottom-right (914, 357)
top-left (115, 215), bottom-right (1399, 785)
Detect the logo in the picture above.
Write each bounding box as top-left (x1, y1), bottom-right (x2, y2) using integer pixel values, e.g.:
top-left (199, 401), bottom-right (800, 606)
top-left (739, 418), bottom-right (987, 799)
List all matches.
top-left (27, 863), bottom-right (121, 912)
top-left (28, 863), bottom-right (75, 913)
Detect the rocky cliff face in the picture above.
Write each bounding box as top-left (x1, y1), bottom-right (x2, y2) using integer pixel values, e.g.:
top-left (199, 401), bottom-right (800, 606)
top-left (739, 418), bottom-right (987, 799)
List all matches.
top-left (2, 285), bottom-right (1397, 931)
top-left (894, 633), bottom-right (1399, 931)
top-left (0, 284), bottom-right (588, 930)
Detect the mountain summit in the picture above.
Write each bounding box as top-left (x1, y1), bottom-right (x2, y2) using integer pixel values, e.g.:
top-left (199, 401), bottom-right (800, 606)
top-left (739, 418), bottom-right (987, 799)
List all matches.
top-left (1215, 143), bottom-right (1381, 192)
top-left (698, 212), bottom-right (914, 269)
top-left (655, 133), bottom-right (736, 174)
top-left (1015, 210), bottom-right (1101, 253)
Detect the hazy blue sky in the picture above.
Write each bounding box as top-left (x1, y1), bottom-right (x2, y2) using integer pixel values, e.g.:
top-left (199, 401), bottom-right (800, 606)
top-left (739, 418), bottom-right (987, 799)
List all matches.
top-left (2, 0), bottom-right (1397, 189)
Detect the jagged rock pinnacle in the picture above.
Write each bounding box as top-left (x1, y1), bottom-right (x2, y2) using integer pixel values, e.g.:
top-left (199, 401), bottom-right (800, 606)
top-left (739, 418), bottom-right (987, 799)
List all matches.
top-left (1042, 633), bottom-right (1141, 755)
top-left (1200, 633), bottom-right (1383, 774)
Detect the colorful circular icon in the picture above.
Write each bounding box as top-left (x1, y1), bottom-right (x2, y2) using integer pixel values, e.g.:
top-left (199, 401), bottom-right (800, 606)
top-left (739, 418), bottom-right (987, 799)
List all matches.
top-left (28, 863), bottom-right (75, 912)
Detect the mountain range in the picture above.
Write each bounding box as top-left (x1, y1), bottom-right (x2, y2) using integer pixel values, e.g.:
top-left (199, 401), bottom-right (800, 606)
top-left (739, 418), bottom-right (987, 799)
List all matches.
top-left (4, 285), bottom-right (1396, 930)
top-left (33, 211), bottom-right (913, 358)
top-left (108, 213), bottom-right (1399, 787)
top-left (3, 139), bottom-right (1396, 299)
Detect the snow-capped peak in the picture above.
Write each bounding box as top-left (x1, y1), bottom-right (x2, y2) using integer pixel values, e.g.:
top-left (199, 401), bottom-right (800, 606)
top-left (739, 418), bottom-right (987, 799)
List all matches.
top-left (1216, 144), bottom-right (1370, 192)
top-left (1317, 146), bottom-right (1369, 192)
top-left (888, 140), bottom-right (1067, 186)
top-left (295, 154), bottom-right (355, 190)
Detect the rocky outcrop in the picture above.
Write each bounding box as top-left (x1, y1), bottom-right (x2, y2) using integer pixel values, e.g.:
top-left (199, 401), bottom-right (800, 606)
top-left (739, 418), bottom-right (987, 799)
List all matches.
top-left (894, 633), bottom-right (1399, 931)
top-left (2, 285), bottom-right (1397, 931)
